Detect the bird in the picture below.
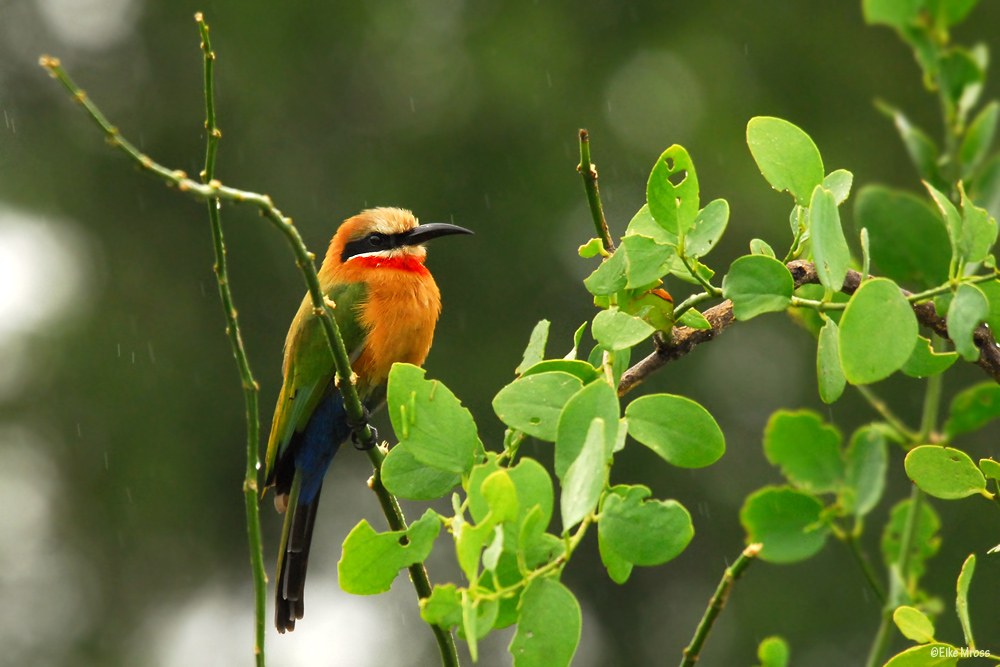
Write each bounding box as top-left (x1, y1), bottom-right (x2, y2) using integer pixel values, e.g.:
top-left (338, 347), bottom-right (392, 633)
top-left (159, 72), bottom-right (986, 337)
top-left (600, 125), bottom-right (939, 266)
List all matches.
top-left (263, 207), bottom-right (472, 633)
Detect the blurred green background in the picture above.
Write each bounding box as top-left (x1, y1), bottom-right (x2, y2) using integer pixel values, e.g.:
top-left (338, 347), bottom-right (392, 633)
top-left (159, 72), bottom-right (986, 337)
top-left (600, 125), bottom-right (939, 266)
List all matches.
top-left (3, 1), bottom-right (999, 665)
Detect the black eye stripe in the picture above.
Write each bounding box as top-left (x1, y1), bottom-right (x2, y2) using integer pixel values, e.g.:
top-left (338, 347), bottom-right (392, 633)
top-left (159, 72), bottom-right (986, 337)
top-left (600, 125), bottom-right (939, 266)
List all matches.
top-left (341, 231), bottom-right (405, 262)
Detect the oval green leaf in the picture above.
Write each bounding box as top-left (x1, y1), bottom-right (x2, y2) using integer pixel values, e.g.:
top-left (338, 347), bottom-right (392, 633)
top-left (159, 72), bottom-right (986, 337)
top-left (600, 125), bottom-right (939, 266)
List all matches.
top-left (838, 278), bottom-right (918, 384)
top-left (554, 380), bottom-right (619, 480)
top-left (817, 317), bottom-right (846, 403)
top-left (740, 486), bottom-right (829, 563)
top-left (763, 410), bottom-right (844, 494)
top-left (809, 185), bottom-right (850, 292)
top-left (944, 381), bottom-right (1000, 437)
top-left (509, 578), bottom-right (581, 667)
top-left (592, 308), bottom-right (655, 351)
top-left (904, 445), bottom-right (987, 499)
top-left (647, 145), bottom-right (700, 236)
top-left (721, 255), bottom-right (794, 320)
top-left (893, 606), bottom-right (935, 644)
top-left (625, 394), bottom-right (725, 468)
top-left (685, 198), bottom-right (729, 257)
top-left (493, 371), bottom-right (584, 441)
top-left (381, 443), bottom-right (462, 501)
top-left (747, 116), bottom-right (825, 205)
top-left (901, 335), bottom-right (959, 378)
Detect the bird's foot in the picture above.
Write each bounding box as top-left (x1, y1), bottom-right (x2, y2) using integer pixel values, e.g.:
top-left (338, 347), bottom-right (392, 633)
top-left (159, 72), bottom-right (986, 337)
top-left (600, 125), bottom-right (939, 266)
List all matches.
top-left (348, 406), bottom-right (378, 450)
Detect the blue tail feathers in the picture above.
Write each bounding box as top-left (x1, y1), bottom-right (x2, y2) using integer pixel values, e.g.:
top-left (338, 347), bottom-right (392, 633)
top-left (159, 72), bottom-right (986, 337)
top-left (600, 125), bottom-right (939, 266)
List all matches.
top-left (294, 389), bottom-right (352, 504)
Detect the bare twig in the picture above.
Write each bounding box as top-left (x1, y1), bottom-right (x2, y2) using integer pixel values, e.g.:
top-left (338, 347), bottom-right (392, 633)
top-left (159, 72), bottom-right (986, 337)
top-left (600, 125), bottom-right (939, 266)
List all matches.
top-left (195, 15), bottom-right (267, 666)
top-left (618, 260), bottom-right (1000, 396)
top-left (577, 129), bottom-right (615, 253)
top-left (679, 543), bottom-right (761, 667)
top-left (41, 52), bottom-right (460, 667)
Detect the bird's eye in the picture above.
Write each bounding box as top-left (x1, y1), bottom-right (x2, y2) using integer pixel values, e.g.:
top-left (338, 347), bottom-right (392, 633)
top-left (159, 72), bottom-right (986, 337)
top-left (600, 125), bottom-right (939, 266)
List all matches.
top-left (368, 233), bottom-right (385, 247)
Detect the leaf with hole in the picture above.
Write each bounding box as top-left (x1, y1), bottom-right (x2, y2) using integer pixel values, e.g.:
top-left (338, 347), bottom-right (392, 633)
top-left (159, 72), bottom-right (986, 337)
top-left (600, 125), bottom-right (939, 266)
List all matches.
top-left (339, 509), bottom-right (441, 595)
top-left (647, 145), bottom-right (700, 236)
top-left (493, 372), bottom-right (584, 442)
top-left (901, 335), bottom-right (959, 377)
top-left (905, 445), bottom-right (987, 499)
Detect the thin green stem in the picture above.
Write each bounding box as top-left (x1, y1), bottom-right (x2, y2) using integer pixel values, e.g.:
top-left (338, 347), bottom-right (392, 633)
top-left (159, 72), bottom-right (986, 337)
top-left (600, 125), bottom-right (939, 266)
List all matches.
top-left (679, 544), bottom-right (761, 667)
top-left (42, 54), bottom-right (459, 667)
top-left (790, 296), bottom-right (848, 311)
top-left (844, 530), bottom-right (887, 605)
top-left (195, 14), bottom-right (265, 666)
top-left (578, 129), bottom-right (615, 253)
top-left (673, 291), bottom-right (713, 319)
top-left (906, 272), bottom-right (998, 304)
top-left (854, 385), bottom-right (919, 443)
top-left (680, 254), bottom-right (722, 297)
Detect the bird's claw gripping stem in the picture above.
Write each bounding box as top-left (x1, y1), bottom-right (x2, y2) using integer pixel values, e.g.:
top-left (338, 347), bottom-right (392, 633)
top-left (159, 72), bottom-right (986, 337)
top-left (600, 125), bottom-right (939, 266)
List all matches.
top-left (348, 406), bottom-right (378, 450)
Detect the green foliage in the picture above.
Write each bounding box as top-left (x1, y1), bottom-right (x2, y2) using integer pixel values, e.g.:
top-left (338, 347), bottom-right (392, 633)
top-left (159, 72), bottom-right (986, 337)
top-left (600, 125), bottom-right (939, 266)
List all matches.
top-left (902, 336), bottom-right (959, 377)
top-left (956, 554), bottom-right (976, 648)
top-left (838, 277), bottom-right (919, 383)
top-left (882, 499), bottom-right (941, 585)
top-left (817, 317), bottom-right (847, 402)
top-left (763, 410), bottom-right (844, 494)
top-left (339, 509), bottom-right (441, 594)
top-left (647, 145), bottom-right (700, 236)
top-left (946, 283), bottom-right (989, 360)
top-left (721, 255), bottom-right (794, 320)
top-left (809, 185), bottom-right (851, 291)
top-left (517, 320), bottom-right (550, 374)
top-left (882, 644), bottom-right (959, 667)
top-left (624, 394), bottom-right (725, 468)
top-left (755, 636), bottom-right (790, 667)
top-left (509, 578), bottom-right (581, 667)
top-left (493, 372), bottom-right (584, 441)
top-left (905, 446), bottom-right (987, 499)
top-left (844, 426), bottom-right (888, 516)
top-left (943, 381), bottom-right (1000, 436)
top-left (893, 606), bottom-right (936, 643)
top-left (599, 485), bottom-right (693, 566)
top-left (747, 116), bottom-right (825, 205)
top-left (741, 486), bottom-right (828, 563)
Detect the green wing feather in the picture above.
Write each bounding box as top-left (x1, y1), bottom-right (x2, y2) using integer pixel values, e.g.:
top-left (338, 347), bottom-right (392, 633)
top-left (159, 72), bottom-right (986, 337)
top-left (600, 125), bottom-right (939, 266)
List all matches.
top-left (264, 281), bottom-right (369, 484)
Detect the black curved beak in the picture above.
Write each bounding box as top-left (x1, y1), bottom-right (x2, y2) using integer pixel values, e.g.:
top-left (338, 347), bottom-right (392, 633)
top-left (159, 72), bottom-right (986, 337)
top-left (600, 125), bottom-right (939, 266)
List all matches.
top-left (400, 222), bottom-right (474, 246)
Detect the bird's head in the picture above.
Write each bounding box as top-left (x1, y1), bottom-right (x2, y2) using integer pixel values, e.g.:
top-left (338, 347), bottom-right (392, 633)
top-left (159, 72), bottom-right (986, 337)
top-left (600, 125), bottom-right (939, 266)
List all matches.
top-left (326, 207), bottom-right (472, 274)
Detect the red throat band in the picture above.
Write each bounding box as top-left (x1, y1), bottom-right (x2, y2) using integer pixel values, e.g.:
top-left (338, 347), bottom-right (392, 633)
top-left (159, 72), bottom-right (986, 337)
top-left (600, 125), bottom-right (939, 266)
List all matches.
top-left (348, 253), bottom-right (430, 276)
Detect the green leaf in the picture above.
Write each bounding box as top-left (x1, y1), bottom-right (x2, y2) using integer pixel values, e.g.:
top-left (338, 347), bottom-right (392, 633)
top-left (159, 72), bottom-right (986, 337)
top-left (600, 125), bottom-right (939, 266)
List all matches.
top-left (902, 335), bottom-right (959, 377)
top-left (942, 0), bottom-right (980, 25)
top-left (809, 185), bottom-right (851, 291)
top-left (669, 255), bottom-right (716, 285)
top-left (647, 145), bottom-right (700, 236)
top-left (677, 308), bottom-right (712, 330)
top-left (823, 169), bottom-right (854, 205)
top-left (685, 199), bottom-right (729, 257)
top-left (894, 606), bottom-right (936, 643)
top-left (521, 359), bottom-right (602, 385)
top-left (388, 364), bottom-right (481, 474)
top-left (722, 255), bottom-right (794, 320)
top-left (565, 322), bottom-right (587, 360)
top-left (876, 102), bottom-right (945, 187)
top-left (844, 426), bottom-right (888, 517)
top-left (971, 154), bottom-right (1000, 220)
top-left (583, 248), bottom-right (628, 296)
top-left (554, 380), bottom-right (619, 479)
top-left (597, 487), bottom-right (633, 584)
top-left (740, 486), bottom-right (829, 563)
top-left (882, 644), bottom-right (959, 667)
top-left (854, 186), bottom-right (951, 289)
top-left (746, 116), bottom-right (825, 206)
top-left (578, 238), bottom-right (606, 258)
top-left (944, 381), bottom-right (1000, 436)
top-left (957, 553), bottom-right (976, 648)
top-left (561, 418), bottom-right (608, 530)
top-left (980, 458), bottom-right (1000, 480)
top-left (517, 321), bottom-right (550, 374)
top-left (592, 308), bottom-right (655, 351)
top-left (420, 584), bottom-right (464, 629)
top-left (381, 443), bottom-right (462, 500)
top-left (460, 595), bottom-right (498, 650)
top-left (599, 485), bottom-right (694, 566)
top-left (619, 234), bottom-right (677, 288)
top-left (926, 181), bottom-right (964, 264)
top-left (947, 283), bottom-right (989, 361)
top-left (338, 509), bottom-right (441, 595)
top-left (625, 394), bottom-right (725, 468)
top-left (882, 499), bottom-right (941, 582)
top-left (940, 47), bottom-right (985, 122)
top-left (763, 410), bottom-right (844, 494)
top-left (862, 0), bottom-right (923, 28)
top-left (838, 278), bottom-right (919, 384)
top-left (625, 203), bottom-right (678, 245)
top-left (750, 238), bottom-right (776, 257)
top-left (756, 636), bottom-right (790, 667)
top-left (960, 101), bottom-right (999, 176)
top-left (488, 550), bottom-right (525, 629)
top-left (817, 317), bottom-right (846, 403)
top-left (959, 182), bottom-right (998, 263)
top-left (493, 372), bottom-right (584, 441)
top-left (509, 578), bottom-right (581, 667)
top-left (905, 445), bottom-right (987, 499)
top-left (977, 279), bottom-right (1000, 335)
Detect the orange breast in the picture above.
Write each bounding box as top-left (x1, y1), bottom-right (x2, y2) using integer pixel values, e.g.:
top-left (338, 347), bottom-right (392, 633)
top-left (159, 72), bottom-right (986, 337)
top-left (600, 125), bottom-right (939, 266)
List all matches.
top-left (326, 259), bottom-right (442, 389)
